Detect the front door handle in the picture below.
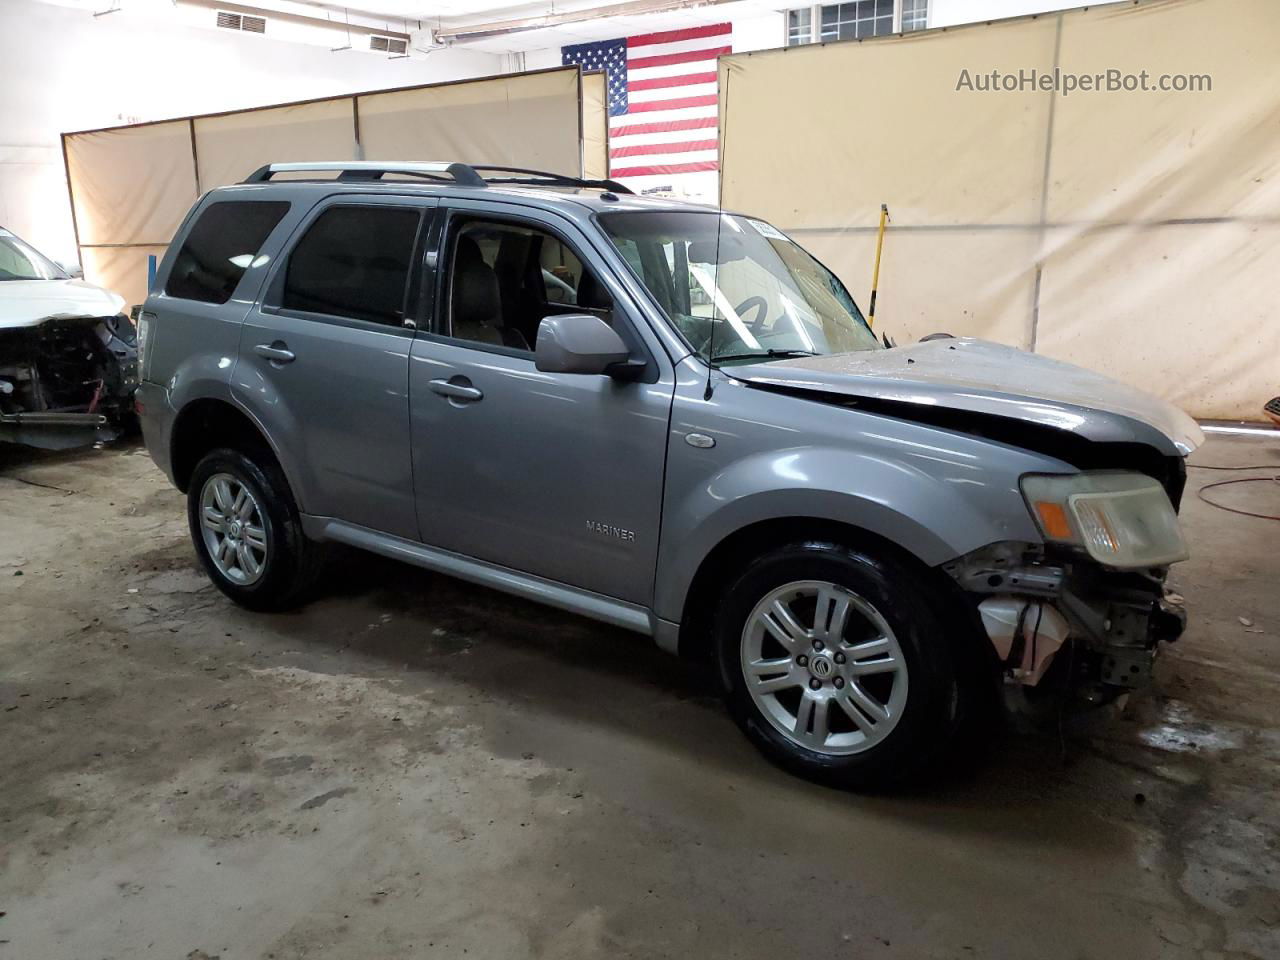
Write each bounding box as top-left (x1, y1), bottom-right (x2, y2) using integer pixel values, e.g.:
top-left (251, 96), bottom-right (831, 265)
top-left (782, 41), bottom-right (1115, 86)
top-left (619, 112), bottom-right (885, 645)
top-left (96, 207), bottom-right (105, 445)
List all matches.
top-left (429, 378), bottom-right (483, 402)
top-left (254, 342), bottom-right (296, 364)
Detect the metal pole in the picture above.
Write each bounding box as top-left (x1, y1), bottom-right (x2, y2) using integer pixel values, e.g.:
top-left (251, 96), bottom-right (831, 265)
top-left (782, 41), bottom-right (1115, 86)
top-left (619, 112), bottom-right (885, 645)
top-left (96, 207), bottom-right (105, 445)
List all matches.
top-left (867, 203), bottom-right (890, 328)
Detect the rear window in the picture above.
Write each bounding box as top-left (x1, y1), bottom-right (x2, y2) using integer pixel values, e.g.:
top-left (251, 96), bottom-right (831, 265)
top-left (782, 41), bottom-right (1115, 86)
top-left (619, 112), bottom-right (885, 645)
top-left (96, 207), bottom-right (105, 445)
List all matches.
top-left (281, 206), bottom-right (421, 326)
top-left (166, 200), bottom-right (289, 304)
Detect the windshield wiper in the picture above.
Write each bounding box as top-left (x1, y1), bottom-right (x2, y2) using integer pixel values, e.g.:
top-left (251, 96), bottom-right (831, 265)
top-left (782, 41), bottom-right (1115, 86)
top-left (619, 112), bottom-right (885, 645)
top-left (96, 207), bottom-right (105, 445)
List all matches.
top-left (711, 349), bottom-right (818, 365)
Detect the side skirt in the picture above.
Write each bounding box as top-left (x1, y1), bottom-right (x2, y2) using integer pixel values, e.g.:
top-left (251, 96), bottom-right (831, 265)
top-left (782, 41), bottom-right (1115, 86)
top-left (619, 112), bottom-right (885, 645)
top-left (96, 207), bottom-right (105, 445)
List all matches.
top-left (302, 515), bottom-right (657, 638)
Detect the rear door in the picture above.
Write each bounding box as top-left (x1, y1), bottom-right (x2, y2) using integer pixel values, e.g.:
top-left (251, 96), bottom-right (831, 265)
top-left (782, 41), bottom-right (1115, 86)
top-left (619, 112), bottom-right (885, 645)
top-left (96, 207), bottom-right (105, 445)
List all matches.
top-left (408, 199), bottom-right (675, 604)
top-left (233, 194), bottom-right (434, 540)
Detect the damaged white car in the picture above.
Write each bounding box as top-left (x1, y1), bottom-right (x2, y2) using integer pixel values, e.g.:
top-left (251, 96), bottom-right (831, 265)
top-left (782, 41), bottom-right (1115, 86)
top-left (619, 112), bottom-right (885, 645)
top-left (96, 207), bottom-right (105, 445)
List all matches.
top-left (0, 227), bottom-right (138, 449)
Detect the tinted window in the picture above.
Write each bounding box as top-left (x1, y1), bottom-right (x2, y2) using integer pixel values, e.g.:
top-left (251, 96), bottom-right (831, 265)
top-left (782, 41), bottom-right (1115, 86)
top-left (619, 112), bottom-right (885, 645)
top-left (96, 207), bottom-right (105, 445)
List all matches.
top-left (166, 201), bottom-right (289, 304)
top-left (282, 206), bottom-right (421, 326)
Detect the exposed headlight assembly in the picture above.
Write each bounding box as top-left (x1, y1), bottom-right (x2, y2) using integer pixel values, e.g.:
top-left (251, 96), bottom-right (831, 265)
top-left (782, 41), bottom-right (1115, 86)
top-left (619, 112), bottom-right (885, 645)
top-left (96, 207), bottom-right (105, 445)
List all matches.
top-left (1021, 472), bottom-right (1189, 568)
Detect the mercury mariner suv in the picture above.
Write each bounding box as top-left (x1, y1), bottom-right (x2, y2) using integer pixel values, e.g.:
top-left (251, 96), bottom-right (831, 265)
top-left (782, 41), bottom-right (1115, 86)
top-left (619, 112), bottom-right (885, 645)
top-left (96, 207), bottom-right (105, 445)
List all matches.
top-left (137, 161), bottom-right (1199, 788)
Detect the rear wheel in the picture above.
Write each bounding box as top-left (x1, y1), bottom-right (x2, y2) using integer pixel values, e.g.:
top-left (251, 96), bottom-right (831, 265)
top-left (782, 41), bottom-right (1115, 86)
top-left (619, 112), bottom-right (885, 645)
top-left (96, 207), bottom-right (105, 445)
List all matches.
top-left (716, 540), bottom-right (972, 789)
top-left (187, 447), bottom-right (325, 611)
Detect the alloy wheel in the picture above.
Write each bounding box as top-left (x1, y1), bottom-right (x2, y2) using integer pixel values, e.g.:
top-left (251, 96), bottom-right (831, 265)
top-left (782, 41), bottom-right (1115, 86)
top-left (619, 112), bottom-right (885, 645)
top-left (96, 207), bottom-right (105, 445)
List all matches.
top-left (740, 580), bottom-right (909, 755)
top-left (199, 472), bottom-right (268, 586)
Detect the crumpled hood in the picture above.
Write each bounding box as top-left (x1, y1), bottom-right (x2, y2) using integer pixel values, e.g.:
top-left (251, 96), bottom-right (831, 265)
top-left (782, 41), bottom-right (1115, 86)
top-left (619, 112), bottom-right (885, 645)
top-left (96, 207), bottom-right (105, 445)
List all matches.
top-left (0, 279), bottom-right (125, 330)
top-left (727, 338), bottom-right (1203, 456)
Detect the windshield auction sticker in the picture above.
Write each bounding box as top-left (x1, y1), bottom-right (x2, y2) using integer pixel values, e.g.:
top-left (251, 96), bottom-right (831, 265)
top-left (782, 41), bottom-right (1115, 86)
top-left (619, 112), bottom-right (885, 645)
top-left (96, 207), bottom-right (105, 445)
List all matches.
top-left (747, 219), bottom-right (787, 241)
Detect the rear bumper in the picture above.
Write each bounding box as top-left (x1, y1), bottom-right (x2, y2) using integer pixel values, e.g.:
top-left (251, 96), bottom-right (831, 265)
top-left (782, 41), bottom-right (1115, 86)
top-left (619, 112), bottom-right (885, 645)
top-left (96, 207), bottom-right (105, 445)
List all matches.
top-left (135, 380), bottom-right (176, 484)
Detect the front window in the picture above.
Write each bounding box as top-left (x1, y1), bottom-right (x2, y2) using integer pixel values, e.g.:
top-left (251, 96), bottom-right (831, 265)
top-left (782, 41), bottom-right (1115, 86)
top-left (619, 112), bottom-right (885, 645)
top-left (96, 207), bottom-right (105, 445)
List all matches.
top-left (599, 210), bottom-right (879, 365)
top-left (901, 0), bottom-right (928, 31)
top-left (0, 229), bottom-right (66, 281)
top-left (787, 8), bottom-right (813, 45)
top-left (786, 1), bottom-right (926, 46)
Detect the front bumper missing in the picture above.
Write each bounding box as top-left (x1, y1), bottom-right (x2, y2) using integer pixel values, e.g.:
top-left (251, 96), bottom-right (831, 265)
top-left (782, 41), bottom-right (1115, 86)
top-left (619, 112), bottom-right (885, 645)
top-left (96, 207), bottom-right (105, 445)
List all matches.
top-left (1097, 598), bottom-right (1186, 689)
top-left (946, 543), bottom-right (1186, 695)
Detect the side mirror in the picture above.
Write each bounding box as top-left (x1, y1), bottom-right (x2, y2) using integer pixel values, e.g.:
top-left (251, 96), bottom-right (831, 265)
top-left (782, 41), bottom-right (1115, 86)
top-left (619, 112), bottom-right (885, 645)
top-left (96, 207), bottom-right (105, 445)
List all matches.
top-left (58, 261), bottom-right (84, 279)
top-left (535, 313), bottom-right (634, 377)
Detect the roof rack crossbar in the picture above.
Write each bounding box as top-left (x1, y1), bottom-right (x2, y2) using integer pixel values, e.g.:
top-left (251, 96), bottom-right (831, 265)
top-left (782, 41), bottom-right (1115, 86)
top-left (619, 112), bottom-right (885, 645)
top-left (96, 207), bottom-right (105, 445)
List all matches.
top-left (241, 161), bottom-right (632, 194)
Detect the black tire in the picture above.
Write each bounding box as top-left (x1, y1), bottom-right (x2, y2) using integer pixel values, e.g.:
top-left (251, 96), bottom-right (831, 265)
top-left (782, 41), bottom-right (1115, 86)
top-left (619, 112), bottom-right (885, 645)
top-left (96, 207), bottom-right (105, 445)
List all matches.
top-left (715, 539), bottom-right (979, 791)
top-left (187, 446), bottom-right (326, 611)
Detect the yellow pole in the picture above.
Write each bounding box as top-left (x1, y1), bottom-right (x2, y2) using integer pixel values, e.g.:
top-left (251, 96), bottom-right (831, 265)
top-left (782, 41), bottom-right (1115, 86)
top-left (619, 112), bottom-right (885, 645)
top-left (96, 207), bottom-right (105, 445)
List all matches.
top-left (867, 203), bottom-right (890, 328)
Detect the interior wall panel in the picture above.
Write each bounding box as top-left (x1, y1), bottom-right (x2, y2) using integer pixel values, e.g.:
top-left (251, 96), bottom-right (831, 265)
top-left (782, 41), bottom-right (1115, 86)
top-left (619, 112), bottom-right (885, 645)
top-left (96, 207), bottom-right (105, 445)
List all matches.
top-left (193, 99), bottom-right (358, 191)
top-left (357, 68), bottom-right (583, 173)
top-left (719, 0), bottom-right (1280, 419)
top-left (64, 120), bottom-right (197, 247)
top-left (581, 70), bottom-right (609, 181)
top-left (80, 244), bottom-right (169, 311)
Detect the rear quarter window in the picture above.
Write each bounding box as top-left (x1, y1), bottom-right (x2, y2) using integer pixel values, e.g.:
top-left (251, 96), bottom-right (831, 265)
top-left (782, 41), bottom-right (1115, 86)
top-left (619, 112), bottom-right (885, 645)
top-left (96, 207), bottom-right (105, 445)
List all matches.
top-left (166, 200), bottom-right (290, 304)
top-left (280, 206), bottom-right (421, 326)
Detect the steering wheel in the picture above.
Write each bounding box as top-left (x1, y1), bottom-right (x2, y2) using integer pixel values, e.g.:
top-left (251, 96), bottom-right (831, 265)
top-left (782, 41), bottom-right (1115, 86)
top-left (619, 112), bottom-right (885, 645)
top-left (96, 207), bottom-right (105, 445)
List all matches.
top-left (734, 295), bottom-right (769, 332)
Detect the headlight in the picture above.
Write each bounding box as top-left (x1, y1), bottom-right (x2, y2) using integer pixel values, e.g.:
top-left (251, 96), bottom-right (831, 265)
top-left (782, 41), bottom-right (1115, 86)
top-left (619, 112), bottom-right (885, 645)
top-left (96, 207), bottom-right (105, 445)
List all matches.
top-left (1020, 472), bottom-right (1188, 568)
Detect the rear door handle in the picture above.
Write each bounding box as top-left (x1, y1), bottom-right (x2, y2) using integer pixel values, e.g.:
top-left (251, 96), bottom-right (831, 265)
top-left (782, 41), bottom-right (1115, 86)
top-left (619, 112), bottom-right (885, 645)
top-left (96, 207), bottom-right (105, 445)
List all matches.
top-left (429, 378), bottom-right (483, 402)
top-left (254, 342), bottom-right (296, 364)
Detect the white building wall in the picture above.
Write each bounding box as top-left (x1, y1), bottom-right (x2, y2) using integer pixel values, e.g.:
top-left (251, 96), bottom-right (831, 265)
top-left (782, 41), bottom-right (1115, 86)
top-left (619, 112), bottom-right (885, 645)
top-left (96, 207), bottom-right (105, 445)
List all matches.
top-left (0, 0), bottom-right (501, 263)
top-left (930, 0), bottom-right (1126, 27)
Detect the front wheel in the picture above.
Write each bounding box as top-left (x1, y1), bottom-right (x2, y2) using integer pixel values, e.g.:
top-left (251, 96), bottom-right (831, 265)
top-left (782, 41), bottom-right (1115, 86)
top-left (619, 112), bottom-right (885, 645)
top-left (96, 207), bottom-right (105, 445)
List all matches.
top-left (716, 541), bottom-right (972, 790)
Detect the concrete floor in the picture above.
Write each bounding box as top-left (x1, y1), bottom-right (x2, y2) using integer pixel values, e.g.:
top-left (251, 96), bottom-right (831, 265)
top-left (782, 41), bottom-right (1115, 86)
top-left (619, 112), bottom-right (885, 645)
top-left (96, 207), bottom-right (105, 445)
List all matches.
top-left (1, 433), bottom-right (1277, 960)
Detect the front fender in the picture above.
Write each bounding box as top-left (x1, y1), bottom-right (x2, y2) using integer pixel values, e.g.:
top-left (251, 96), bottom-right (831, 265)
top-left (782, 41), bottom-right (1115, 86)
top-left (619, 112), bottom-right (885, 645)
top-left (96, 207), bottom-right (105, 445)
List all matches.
top-left (653, 438), bottom-right (1063, 626)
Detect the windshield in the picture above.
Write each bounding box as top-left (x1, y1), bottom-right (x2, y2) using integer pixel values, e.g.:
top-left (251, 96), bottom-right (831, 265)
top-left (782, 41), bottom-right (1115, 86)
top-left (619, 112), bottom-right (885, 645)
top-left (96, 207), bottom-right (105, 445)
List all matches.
top-left (0, 229), bottom-right (66, 281)
top-left (599, 210), bottom-right (879, 364)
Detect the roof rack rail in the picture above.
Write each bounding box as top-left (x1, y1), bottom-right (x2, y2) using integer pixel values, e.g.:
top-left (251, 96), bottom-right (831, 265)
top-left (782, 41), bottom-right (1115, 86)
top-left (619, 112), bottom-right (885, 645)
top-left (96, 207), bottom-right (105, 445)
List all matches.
top-left (241, 161), bottom-right (632, 194)
top-left (467, 165), bottom-right (633, 195)
top-left (243, 161), bottom-right (487, 187)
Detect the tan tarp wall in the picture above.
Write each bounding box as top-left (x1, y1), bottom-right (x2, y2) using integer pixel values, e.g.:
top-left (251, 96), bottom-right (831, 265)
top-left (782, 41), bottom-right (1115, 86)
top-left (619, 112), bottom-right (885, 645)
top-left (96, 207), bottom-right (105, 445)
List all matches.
top-left (358, 69), bottom-right (581, 167)
top-left (581, 71), bottom-right (609, 181)
top-left (63, 67), bottom-right (599, 307)
top-left (718, 0), bottom-right (1280, 421)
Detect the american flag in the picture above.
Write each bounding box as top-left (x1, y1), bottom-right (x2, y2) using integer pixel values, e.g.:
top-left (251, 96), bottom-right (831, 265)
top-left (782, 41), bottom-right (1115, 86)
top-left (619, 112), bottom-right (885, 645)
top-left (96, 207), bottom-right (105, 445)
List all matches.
top-left (562, 23), bottom-right (731, 185)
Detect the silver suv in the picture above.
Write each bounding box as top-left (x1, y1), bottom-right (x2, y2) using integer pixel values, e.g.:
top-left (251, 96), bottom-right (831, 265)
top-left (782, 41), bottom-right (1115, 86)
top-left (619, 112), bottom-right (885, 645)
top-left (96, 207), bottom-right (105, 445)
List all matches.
top-left (137, 161), bottom-right (1199, 788)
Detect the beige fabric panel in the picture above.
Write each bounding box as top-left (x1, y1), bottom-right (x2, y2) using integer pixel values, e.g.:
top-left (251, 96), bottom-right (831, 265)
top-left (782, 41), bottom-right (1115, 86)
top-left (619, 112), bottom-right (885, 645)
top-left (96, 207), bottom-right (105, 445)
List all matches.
top-left (1050, 0), bottom-right (1280, 224)
top-left (719, 0), bottom-right (1278, 419)
top-left (65, 121), bottom-right (197, 247)
top-left (194, 98), bottom-right (357, 191)
top-left (358, 68), bottom-right (583, 172)
top-left (719, 18), bottom-right (1058, 230)
top-left (1037, 222), bottom-right (1280, 421)
top-left (80, 245), bottom-right (168, 310)
top-left (581, 70), bottom-right (609, 181)
top-left (795, 228), bottom-right (1038, 347)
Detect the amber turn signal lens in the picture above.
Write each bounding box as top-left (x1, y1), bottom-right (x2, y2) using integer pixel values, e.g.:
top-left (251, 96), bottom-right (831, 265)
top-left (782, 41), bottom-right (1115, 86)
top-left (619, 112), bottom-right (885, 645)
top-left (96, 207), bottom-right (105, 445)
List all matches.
top-left (1034, 501), bottom-right (1073, 540)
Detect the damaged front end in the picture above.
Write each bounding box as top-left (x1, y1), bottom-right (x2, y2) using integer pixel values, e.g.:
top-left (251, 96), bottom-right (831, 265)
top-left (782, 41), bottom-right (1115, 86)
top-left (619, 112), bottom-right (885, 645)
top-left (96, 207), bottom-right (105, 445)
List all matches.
top-left (0, 312), bottom-right (139, 450)
top-left (946, 541), bottom-right (1187, 706)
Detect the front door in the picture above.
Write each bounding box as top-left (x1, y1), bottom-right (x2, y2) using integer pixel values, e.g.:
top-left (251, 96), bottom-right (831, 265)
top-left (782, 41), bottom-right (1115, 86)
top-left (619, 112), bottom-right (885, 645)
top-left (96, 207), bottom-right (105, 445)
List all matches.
top-left (234, 195), bottom-right (434, 540)
top-left (409, 201), bottom-right (674, 604)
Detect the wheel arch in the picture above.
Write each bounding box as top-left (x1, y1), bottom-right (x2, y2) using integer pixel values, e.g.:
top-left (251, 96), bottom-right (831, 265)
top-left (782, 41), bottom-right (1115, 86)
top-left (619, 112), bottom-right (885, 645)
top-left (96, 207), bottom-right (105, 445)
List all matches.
top-left (170, 397), bottom-right (291, 498)
top-left (672, 515), bottom-right (993, 672)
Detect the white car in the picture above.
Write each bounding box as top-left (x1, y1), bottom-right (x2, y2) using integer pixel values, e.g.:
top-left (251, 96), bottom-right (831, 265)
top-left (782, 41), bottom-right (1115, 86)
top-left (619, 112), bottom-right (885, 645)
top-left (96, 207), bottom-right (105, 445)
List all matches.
top-left (0, 227), bottom-right (138, 448)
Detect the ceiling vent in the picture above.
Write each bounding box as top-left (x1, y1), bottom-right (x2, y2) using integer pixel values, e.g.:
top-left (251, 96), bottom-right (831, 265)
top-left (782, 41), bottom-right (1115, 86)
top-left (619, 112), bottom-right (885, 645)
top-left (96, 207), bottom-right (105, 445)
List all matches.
top-left (216, 11), bottom-right (266, 33)
top-left (369, 34), bottom-right (408, 55)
